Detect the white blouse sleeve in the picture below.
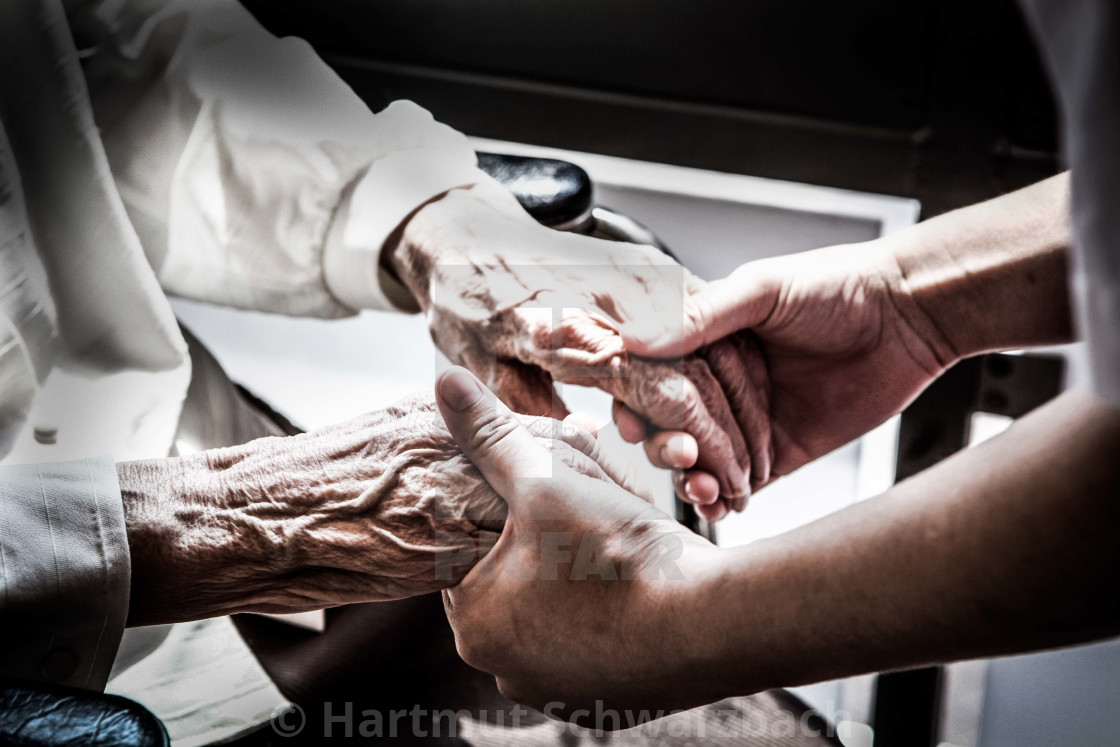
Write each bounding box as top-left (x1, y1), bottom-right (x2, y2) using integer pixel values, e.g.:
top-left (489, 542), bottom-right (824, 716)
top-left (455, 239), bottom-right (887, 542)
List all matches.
top-left (72, 0), bottom-right (486, 317)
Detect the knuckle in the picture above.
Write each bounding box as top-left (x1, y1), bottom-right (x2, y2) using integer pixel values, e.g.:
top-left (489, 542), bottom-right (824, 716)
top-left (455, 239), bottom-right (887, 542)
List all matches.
top-left (633, 371), bottom-right (684, 422)
top-left (685, 295), bottom-right (716, 343)
top-left (468, 409), bottom-right (520, 455)
top-left (552, 443), bottom-right (596, 478)
top-left (654, 376), bottom-right (703, 430)
top-left (558, 421), bottom-right (598, 459)
top-left (384, 392), bottom-right (436, 421)
top-left (700, 339), bottom-right (736, 370)
top-left (521, 414), bottom-right (550, 439)
top-left (549, 440), bottom-right (576, 466)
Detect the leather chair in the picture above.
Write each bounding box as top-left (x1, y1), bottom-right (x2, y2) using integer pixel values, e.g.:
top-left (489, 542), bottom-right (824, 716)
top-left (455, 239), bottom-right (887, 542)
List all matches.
top-left (476, 152), bottom-right (675, 258)
top-left (0, 678), bottom-right (169, 747)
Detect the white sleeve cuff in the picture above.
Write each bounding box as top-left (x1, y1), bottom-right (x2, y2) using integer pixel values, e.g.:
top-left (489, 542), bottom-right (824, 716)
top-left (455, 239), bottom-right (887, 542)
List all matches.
top-left (0, 456), bottom-right (129, 691)
top-left (323, 144), bottom-right (490, 313)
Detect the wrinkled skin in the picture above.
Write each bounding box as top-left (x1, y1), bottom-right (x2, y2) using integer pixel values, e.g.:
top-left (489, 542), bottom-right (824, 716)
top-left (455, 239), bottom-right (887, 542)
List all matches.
top-left (119, 394), bottom-right (648, 627)
top-left (391, 183), bottom-right (754, 503)
top-left (622, 241), bottom-right (954, 516)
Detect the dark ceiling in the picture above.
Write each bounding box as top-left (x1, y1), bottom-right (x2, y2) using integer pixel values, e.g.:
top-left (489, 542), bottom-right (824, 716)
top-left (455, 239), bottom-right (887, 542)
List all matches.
top-left (243, 0), bottom-right (1061, 217)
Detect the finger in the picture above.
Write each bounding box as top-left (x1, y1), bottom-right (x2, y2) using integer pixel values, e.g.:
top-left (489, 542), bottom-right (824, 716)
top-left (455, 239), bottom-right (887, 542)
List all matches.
top-left (736, 331), bottom-right (777, 486)
top-left (436, 366), bottom-right (559, 504)
top-left (672, 468), bottom-right (730, 521)
top-left (621, 270), bottom-right (778, 358)
top-left (495, 306), bottom-right (627, 382)
top-left (563, 424), bottom-right (654, 503)
top-left (681, 357), bottom-right (750, 500)
top-left (613, 400), bottom-right (648, 443)
top-left (488, 360), bottom-right (569, 420)
top-left (730, 491), bottom-right (749, 513)
top-left (701, 336), bottom-right (773, 489)
top-left (682, 470), bottom-right (721, 506)
top-left (672, 469), bottom-right (719, 506)
top-left (524, 417), bottom-right (653, 502)
top-left (696, 500), bottom-right (730, 522)
top-left (550, 441), bottom-right (655, 505)
top-left (642, 430), bottom-right (699, 470)
top-left (551, 441), bottom-right (612, 483)
top-left (540, 321), bottom-right (748, 498)
top-left (518, 314), bottom-right (740, 494)
top-left (563, 412), bottom-right (598, 437)
top-left (595, 358), bottom-right (748, 499)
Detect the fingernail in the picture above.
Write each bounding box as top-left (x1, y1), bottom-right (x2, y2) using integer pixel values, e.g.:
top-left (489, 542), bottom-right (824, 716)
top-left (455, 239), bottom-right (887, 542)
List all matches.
top-left (659, 444), bottom-right (673, 467)
top-left (683, 480), bottom-right (699, 504)
top-left (731, 490), bottom-right (750, 513)
top-left (666, 434), bottom-right (697, 468)
top-left (439, 368), bottom-right (484, 412)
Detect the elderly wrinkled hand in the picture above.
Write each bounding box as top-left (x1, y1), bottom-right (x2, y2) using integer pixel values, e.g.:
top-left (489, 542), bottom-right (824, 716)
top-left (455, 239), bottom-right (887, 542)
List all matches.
top-left (117, 394), bottom-right (645, 627)
top-left (389, 181), bottom-right (754, 504)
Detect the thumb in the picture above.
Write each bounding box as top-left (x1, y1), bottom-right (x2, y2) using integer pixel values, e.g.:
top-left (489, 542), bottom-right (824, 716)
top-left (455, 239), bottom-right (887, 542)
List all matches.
top-left (436, 366), bottom-right (560, 505)
top-left (622, 271), bottom-right (776, 357)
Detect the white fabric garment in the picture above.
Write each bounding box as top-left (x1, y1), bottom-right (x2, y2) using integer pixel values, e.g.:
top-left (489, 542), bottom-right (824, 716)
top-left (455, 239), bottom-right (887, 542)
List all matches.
top-left (69, 0), bottom-right (484, 317)
top-left (0, 0), bottom-right (488, 742)
top-left (1018, 0), bottom-right (1120, 406)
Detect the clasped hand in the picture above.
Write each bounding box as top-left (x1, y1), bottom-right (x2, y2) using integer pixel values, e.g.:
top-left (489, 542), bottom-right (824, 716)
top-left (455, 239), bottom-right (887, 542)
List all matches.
top-left (391, 183), bottom-right (771, 515)
top-left (618, 239), bottom-right (955, 518)
top-left (119, 395), bottom-right (647, 626)
top-left (394, 185), bottom-right (954, 520)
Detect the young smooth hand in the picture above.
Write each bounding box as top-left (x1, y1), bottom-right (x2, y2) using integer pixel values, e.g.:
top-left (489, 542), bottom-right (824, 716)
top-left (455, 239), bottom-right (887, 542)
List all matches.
top-left (436, 366), bottom-right (726, 719)
top-left (619, 240), bottom-right (955, 519)
top-left (621, 173), bottom-right (1075, 519)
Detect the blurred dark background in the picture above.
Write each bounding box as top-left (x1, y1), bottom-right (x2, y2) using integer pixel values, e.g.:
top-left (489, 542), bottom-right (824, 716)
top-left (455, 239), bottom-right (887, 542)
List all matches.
top-left (243, 0), bottom-right (1060, 218)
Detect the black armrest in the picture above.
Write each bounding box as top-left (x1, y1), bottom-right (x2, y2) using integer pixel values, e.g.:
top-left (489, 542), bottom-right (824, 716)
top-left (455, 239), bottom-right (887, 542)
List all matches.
top-left (0, 678), bottom-right (168, 747)
top-left (476, 152), bottom-right (593, 231)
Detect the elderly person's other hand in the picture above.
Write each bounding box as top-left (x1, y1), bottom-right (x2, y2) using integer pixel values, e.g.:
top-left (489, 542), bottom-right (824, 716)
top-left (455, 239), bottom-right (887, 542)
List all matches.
top-left (436, 367), bottom-right (723, 719)
top-left (390, 181), bottom-right (753, 504)
top-left (117, 394), bottom-right (647, 627)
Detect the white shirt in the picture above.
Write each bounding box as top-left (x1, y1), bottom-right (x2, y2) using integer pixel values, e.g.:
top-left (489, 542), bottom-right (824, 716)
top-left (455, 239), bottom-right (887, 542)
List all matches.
top-left (0, 0), bottom-right (487, 741)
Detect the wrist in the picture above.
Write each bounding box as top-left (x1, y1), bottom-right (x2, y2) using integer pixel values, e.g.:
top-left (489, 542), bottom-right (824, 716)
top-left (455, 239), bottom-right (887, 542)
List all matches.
top-left (387, 180), bottom-right (538, 309)
top-left (880, 175), bottom-right (1073, 359)
top-left (659, 542), bottom-right (769, 704)
top-left (384, 192), bottom-right (453, 311)
top-left (118, 455), bottom-right (273, 625)
top-left (872, 233), bottom-right (967, 367)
